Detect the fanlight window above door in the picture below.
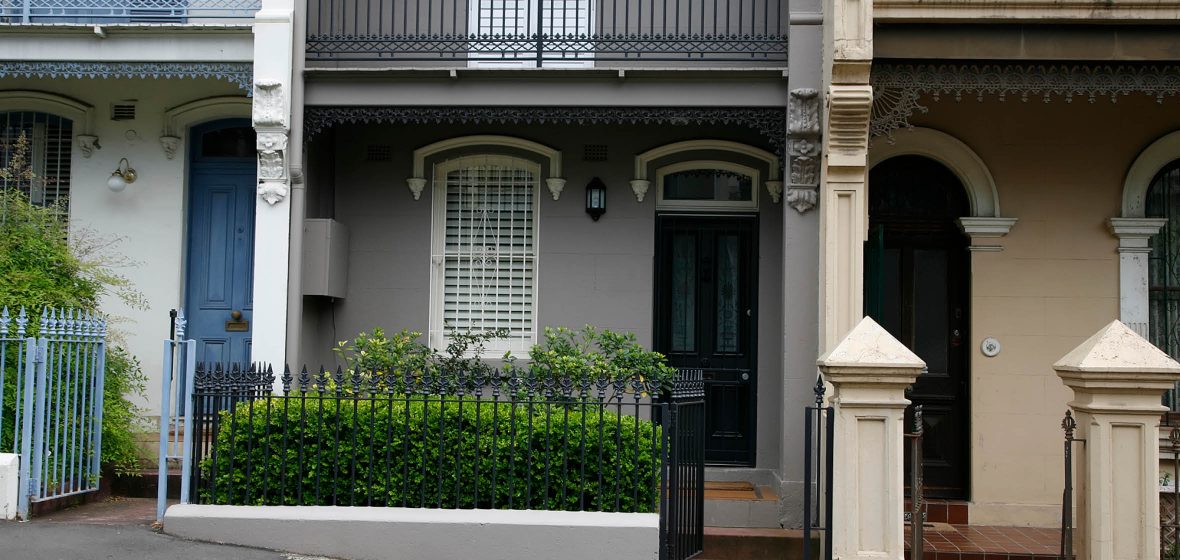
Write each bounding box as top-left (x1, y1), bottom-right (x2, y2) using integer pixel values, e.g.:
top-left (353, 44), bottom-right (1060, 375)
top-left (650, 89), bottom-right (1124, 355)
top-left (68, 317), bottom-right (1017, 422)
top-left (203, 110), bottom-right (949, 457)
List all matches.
top-left (656, 160), bottom-right (759, 211)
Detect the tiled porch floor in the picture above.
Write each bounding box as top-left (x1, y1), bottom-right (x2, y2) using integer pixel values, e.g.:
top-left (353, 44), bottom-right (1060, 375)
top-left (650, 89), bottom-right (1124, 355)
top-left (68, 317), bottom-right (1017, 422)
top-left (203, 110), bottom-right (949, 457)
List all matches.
top-left (904, 524), bottom-right (1064, 559)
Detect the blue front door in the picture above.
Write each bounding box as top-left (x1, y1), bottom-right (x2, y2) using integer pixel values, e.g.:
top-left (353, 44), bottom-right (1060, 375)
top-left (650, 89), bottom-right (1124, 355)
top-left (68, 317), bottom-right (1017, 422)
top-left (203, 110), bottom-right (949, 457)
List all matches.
top-left (185, 120), bottom-right (257, 366)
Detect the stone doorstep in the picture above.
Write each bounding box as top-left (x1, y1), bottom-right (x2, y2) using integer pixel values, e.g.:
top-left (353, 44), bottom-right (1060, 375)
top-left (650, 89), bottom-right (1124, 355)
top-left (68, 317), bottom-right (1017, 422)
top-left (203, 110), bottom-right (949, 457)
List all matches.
top-left (703, 481), bottom-right (781, 529)
top-left (699, 527), bottom-right (817, 560)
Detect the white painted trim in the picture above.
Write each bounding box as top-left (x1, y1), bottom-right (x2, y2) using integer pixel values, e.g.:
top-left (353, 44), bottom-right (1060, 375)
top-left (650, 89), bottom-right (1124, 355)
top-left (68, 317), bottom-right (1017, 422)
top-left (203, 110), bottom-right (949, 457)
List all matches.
top-left (163, 96), bottom-right (252, 136)
top-left (1122, 130), bottom-right (1180, 219)
top-left (0, 89), bottom-right (95, 134)
top-left (412, 135), bottom-right (562, 180)
top-left (633, 139), bottom-right (780, 182)
top-left (428, 154), bottom-right (543, 356)
top-left (655, 159), bottom-right (760, 212)
top-left (869, 127), bottom-right (1001, 218)
top-left (1117, 131), bottom-right (1180, 339)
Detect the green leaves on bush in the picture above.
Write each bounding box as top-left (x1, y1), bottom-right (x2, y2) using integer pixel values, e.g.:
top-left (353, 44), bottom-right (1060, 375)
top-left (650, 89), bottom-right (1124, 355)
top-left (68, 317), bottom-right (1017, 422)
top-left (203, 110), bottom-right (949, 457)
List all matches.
top-left (202, 396), bottom-right (662, 513)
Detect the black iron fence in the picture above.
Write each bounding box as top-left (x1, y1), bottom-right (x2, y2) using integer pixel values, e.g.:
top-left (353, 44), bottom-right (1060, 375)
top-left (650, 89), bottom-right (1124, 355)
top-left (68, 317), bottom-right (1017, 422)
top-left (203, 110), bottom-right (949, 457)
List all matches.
top-left (1060, 410), bottom-right (1083, 560)
top-left (1164, 419), bottom-right (1180, 560)
top-left (905, 405), bottom-right (925, 560)
top-left (305, 0), bottom-right (787, 63)
top-left (803, 376), bottom-right (833, 560)
top-left (187, 362), bottom-right (705, 560)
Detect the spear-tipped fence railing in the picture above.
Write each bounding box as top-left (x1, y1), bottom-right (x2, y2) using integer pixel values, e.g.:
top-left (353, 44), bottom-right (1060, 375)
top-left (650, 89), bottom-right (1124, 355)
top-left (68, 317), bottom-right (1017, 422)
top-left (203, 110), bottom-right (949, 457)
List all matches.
top-left (1060, 410), bottom-right (1084, 560)
top-left (1164, 424), bottom-right (1180, 560)
top-left (0, 306), bottom-right (107, 520)
top-left (803, 376), bottom-right (834, 560)
top-left (905, 405), bottom-right (925, 560)
top-left (162, 358), bottom-right (705, 560)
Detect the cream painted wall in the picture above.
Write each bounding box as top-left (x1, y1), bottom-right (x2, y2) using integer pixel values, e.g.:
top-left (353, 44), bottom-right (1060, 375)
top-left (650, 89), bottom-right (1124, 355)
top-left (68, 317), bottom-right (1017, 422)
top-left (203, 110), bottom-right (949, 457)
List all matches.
top-left (1, 76), bottom-right (250, 414)
top-left (887, 95), bottom-right (1180, 526)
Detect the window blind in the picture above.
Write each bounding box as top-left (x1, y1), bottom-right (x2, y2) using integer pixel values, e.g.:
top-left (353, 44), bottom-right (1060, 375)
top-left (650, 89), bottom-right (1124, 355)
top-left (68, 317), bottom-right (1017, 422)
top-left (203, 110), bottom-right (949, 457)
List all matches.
top-left (1, 111), bottom-right (73, 214)
top-left (435, 160), bottom-right (538, 350)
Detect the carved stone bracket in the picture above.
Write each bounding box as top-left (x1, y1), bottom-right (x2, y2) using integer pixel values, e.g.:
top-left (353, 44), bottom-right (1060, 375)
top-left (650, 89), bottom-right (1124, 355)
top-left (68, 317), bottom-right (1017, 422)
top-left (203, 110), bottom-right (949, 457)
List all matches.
top-left (406, 178), bottom-right (427, 200)
top-left (159, 135), bottom-right (181, 160)
top-left (545, 178), bottom-right (567, 201)
top-left (75, 135), bottom-right (99, 158)
top-left (630, 179), bottom-right (651, 202)
top-left (253, 81), bottom-right (290, 205)
top-left (786, 88), bottom-right (822, 213)
top-left (872, 64), bottom-right (1180, 138)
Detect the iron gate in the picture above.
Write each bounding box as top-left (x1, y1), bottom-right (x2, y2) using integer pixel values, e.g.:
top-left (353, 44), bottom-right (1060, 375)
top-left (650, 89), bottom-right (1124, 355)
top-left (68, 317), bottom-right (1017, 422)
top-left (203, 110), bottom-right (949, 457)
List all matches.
top-left (0, 307), bottom-right (107, 520)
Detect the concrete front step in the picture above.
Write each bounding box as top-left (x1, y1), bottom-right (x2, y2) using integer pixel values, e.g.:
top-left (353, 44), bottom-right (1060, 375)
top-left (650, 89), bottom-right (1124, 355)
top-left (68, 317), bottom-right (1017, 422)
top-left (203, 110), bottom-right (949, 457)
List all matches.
top-left (703, 481), bottom-right (781, 528)
top-left (699, 527), bottom-right (818, 560)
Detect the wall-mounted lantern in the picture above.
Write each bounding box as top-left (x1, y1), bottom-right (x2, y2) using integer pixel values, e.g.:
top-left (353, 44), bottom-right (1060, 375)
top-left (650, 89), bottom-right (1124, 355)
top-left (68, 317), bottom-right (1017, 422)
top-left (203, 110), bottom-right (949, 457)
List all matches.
top-left (585, 177), bottom-right (606, 221)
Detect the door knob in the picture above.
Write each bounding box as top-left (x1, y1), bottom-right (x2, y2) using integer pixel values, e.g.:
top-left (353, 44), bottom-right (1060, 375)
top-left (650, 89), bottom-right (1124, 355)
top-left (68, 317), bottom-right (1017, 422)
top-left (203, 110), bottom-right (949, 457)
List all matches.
top-left (230, 310), bottom-right (243, 321)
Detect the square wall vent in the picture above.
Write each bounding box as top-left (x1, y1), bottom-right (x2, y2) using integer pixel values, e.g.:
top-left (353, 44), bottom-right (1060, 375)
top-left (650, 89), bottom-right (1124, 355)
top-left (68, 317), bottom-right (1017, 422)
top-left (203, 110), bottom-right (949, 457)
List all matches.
top-left (110, 103), bottom-right (137, 121)
top-left (583, 144), bottom-right (608, 161)
top-left (366, 144), bottom-right (393, 162)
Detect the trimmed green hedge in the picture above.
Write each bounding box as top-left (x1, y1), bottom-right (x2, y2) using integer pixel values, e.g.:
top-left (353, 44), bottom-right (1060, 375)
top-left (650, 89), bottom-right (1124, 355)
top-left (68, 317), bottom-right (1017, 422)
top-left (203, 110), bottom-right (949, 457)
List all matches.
top-left (202, 396), bottom-right (662, 513)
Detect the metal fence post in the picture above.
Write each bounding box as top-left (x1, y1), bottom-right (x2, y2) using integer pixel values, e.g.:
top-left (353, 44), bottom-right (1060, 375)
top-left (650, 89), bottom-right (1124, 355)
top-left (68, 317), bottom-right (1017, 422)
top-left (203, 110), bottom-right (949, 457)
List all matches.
top-left (91, 332), bottom-right (106, 491)
top-left (28, 337), bottom-right (48, 509)
top-left (16, 336), bottom-right (37, 520)
top-left (157, 339), bottom-right (175, 523)
top-left (179, 340), bottom-right (197, 504)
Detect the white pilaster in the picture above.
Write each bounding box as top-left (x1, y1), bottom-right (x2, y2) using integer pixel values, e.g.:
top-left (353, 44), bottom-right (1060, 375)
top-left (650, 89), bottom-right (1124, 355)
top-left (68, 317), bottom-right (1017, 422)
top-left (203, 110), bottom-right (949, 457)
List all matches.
top-left (1109, 217), bottom-right (1167, 338)
top-left (1055, 320), bottom-right (1180, 560)
top-left (251, 0), bottom-right (295, 391)
top-left (819, 317), bottom-right (925, 560)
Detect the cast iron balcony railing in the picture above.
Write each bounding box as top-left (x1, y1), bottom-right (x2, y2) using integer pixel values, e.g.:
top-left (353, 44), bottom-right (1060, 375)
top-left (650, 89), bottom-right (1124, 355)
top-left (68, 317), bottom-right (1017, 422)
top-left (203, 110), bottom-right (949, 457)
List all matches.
top-left (306, 0), bottom-right (787, 65)
top-left (0, 0), bottom-right (261, 23)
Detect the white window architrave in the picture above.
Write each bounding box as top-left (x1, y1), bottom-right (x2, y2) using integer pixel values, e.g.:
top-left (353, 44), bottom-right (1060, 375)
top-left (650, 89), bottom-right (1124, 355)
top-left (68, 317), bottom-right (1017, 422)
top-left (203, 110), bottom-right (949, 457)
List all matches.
top-left (1113, 130), bottom-right (1180, 338)
top-left (655, 159), bottom-right (761, 212)
top-left (429, 154), bottom-right (543, 355)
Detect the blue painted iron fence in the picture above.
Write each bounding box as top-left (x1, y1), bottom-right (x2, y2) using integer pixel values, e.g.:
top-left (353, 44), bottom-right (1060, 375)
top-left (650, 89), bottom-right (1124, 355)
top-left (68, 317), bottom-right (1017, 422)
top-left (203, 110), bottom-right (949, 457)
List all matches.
top-left (0, 307), bottom-right (107, 520)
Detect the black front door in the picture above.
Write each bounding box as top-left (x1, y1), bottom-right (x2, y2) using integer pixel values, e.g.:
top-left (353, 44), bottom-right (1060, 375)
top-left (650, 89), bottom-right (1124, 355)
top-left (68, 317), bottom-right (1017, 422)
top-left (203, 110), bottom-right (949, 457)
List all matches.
top-left (656, 215), bottom-right (758, 466)
top-left (866, 155), bottom-right (971, 499)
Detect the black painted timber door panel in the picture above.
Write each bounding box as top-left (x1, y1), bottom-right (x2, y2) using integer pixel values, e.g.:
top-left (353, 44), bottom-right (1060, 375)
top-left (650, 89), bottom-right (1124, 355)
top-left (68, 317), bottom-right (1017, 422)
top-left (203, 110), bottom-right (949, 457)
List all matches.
top-left (656, 215), bottom-right (757, 466)
top-left (867, 155), bottom-right (971, 499)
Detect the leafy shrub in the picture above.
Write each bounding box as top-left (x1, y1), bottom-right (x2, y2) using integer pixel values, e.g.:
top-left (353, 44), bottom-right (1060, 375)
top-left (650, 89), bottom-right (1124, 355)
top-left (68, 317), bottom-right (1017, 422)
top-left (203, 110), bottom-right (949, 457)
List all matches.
top-left (201, 396), bottom-right (661, 512)
top-left (333, 325), bottom-right (677, 392)
top-left (0, 184), bottom-right (148, 474)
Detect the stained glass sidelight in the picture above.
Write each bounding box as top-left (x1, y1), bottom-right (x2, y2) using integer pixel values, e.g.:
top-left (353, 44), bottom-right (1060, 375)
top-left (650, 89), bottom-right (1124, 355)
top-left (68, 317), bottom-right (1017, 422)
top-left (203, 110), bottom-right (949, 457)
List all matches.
top-left (670, 233), bottom-right (696, 352)
top-left (715, 234), bottom-right (740, 353)
top-left (1147, 160), bottom-right (1180, 410)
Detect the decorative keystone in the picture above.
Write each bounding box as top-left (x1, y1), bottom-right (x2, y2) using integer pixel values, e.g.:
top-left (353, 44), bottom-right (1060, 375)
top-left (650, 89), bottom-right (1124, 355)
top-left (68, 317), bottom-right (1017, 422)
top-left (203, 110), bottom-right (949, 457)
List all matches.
top-left (1054, 320), bottom-right (1180, 393)
top-left (818, 316), bottom-right (925, 384)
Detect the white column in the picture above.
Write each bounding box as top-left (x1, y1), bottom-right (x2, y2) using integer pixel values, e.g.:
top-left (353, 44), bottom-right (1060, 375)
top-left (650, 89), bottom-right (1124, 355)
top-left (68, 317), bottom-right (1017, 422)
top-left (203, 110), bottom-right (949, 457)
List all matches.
top-left (1109, 218), bottom-right (1167, 338)
top-left (819, 317), bottom-right (925, 560)
top-left (1055, 320), bottom-right (1180, 560)
top-left (251, 0), bottom-right (295, 391)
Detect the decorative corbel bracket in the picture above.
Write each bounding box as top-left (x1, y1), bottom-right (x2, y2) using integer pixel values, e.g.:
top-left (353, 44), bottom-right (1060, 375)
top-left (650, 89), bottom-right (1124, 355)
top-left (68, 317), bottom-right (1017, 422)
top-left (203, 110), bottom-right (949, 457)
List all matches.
top-left (766, 180), bottom-right (784, 204)
top-left (159, 135), bottom-right (181, 160)
top-left (406, 178), bottom-right (427, 200)
top-left (76, 135), bottom-right (100, 158)
top-left (546, 178), bottom-right (567, 201)
top-left (787, 88), bottom-right (822, 213)
top-left (252, 80), bottom-right (290, 205)
top-left (629, 179), bottom-right (651, 202)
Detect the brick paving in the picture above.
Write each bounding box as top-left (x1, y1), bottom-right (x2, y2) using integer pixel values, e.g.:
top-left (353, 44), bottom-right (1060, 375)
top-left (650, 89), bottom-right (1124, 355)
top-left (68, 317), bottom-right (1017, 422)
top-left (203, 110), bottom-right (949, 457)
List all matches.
top-left (904, 524), bottom-right (1064, 560)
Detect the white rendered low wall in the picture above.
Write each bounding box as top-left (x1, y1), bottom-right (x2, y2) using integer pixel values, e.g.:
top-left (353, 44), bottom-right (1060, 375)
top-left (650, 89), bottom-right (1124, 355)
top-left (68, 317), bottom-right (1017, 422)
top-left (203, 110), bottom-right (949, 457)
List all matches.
top-left (0, 453), bottom-right (18, 520)
top-left (164, 505), bottom-right (659, 560)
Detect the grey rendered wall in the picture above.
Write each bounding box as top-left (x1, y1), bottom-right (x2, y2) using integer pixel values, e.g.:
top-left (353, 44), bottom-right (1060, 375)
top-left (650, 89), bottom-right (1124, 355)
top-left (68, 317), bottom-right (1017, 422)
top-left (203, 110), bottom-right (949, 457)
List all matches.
top-left (302, 121), bottom-right (799, 472)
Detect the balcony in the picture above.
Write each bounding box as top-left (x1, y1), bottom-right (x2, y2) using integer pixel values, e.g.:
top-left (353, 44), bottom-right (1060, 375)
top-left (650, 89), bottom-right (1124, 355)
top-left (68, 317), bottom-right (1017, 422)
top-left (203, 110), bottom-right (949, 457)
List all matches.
top-left (0, 0), bottom-right (260, 24)
top-left (305, 0), bottom-right (787, 67)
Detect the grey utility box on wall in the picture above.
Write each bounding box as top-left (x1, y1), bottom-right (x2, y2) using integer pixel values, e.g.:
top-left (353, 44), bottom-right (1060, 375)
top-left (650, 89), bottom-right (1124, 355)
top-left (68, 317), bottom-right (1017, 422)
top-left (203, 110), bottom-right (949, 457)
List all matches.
top-left (302, 218), bottom-right (349, 298)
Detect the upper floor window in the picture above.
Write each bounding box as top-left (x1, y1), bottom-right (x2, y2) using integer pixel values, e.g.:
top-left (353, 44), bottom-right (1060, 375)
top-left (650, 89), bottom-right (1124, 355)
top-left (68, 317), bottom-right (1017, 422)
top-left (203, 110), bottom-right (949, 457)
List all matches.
top-left (1146, 159), bottom-right (1180, 408)
top-left (1, 111), bottom-right (73, 213)
top-left (430, 155), bottom-right (541, 354)
top-left (656, 160), bottom-right (759, 211)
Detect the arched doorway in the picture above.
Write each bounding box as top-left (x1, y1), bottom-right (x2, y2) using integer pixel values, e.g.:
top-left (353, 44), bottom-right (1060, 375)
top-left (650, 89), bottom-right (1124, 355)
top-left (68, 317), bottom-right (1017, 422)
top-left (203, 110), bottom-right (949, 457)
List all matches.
top-left (1146, 159), bottom-right (1180, 407)
top-left (866, 154), bottom-right (971, 499)
top-left (184, 119), bottom-right (257, 366)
